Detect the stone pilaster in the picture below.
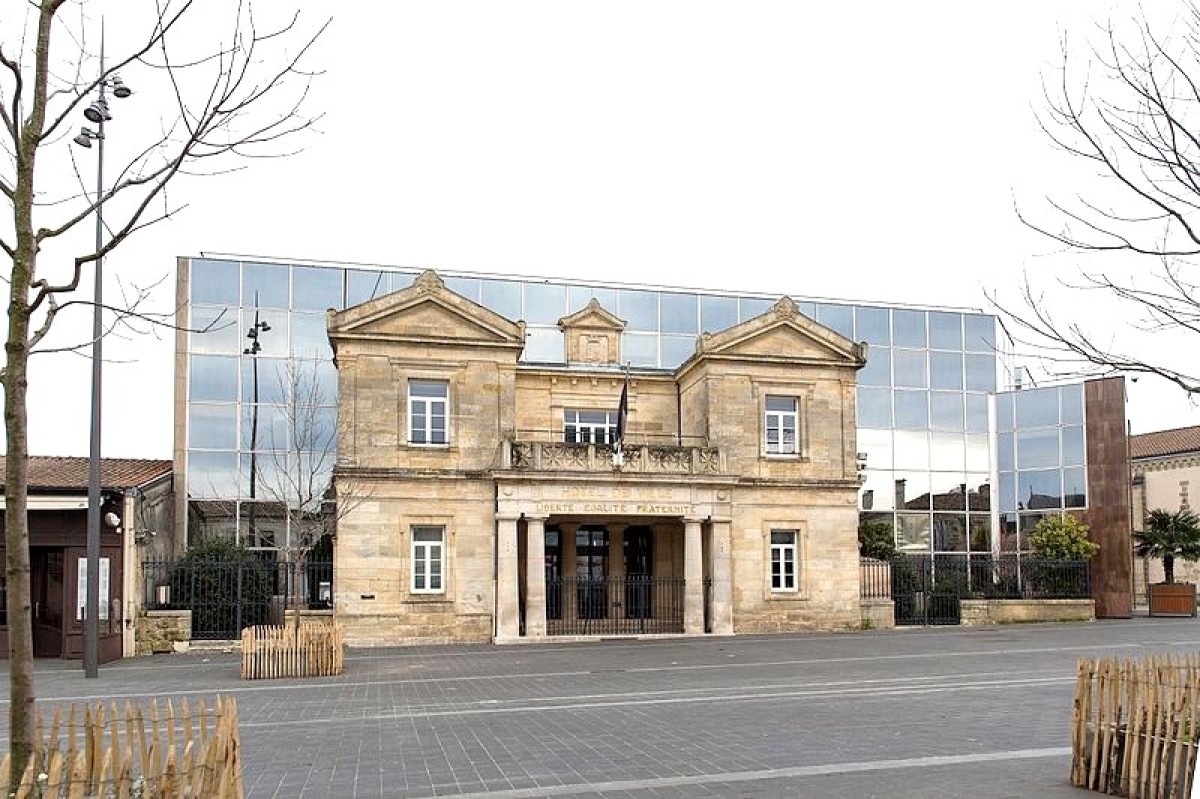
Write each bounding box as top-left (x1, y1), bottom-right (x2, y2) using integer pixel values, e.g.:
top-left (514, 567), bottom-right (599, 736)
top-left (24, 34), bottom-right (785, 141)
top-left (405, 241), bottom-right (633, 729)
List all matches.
top-left (709, 518), bottom-right (733, 635)
top-left (684, 518), bottom-right (704, 634)
top-left (496, 514), bottom-right (521, 641)
top-left (524, 515), bottom-right (547, 638)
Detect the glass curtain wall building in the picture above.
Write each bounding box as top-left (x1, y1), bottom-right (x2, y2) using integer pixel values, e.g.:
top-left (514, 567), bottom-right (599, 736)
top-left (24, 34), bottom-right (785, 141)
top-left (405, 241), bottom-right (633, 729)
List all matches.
top-left (177, 255), bottom-right (1029, 556)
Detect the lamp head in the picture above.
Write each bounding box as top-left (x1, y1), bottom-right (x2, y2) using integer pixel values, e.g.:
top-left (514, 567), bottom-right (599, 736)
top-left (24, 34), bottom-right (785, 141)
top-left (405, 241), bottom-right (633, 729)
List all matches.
top-left (110, 76), bottom-right (132, 99)
top-left (73, 130), bottom-right (94, 148)
top-left (84, 99), bottom-right (111, 124)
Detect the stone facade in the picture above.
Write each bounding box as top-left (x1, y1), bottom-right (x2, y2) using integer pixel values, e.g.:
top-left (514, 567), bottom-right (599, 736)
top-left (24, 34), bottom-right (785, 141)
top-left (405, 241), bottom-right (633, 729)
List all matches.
top-left (328, 271), bottom-right (867, 646)
top-left (1131, 429), bottom-right (1200, 605)
top-left (136, 610), bottom-right (191, 655)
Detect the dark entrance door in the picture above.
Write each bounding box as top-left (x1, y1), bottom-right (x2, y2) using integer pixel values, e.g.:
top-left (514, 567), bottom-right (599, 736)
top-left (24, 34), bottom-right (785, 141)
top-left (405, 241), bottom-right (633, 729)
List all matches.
top-left (31, 547), bottom-right (64, 658)
top-left (545, 527), bottom-right (562, 621)
top-left (575, 527), bottom-right (609, 620)
top-left (623, 526), bottom-right (653, 619)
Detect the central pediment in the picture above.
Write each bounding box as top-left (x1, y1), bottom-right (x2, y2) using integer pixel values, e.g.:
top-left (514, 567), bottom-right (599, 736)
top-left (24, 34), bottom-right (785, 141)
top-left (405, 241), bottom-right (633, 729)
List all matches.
top-left (686, 296), bottom-right (866, 368)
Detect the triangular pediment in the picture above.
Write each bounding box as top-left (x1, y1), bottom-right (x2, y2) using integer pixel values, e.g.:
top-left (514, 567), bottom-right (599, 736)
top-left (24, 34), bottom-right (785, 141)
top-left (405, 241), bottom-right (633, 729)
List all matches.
top-left (558, 298), bottom-right (625, 332)
top-left (688, 296), bottom-right (866, 367)
top-left (328, 270), bottom-right (526, 350)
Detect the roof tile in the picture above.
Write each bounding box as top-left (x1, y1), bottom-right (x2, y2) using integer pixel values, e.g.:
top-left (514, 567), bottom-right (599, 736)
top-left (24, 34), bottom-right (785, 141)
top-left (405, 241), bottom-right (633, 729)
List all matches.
top-left (0, 456), bottom-right (172, 492)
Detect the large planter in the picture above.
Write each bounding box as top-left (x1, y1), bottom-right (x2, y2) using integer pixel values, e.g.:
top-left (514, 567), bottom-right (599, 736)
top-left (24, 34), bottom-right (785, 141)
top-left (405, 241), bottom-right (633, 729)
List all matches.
top-left (1148, 583), bottom-right (1197, 617)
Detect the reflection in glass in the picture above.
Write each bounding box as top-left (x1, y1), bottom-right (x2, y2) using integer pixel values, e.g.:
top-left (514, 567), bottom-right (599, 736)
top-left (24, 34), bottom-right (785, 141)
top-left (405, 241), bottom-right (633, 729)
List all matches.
top-left (930, 392), bottom-right (964, 431)
top-left (930, 473), bottom-right (967, 510)
top-left (661, 292), bottom-right (699, 334)
top-left (1015, 386), bottom-right (1059, 428)
top-left (190, 355), bottom-right (239, 402)
top-left (859, 470), bottom-right (895, 511)
top-left (291, 313), bottom-right (332, 360)
top-left (964, 314), bottom-right (996, 352)
top-left (241, 404), bottom-right (289, 451)
top-left (965, 354), bottom-right (996, 392)
top-left (1000, 514), bottom-right (1018, 552)
top-left (1061, 383), bottom-right (1084, 425)
top-left (996, 391), bottom-right (1014, 432)
top-left (858, 429), bottom-right (893, 471)
top-left (892, 309), bottom-right (927, 348)
top-left (523, 328), bottom-right (564, 363)
top-left (929, 432), bottom-right (964, 471)
top-left (894, 390), bottom-right (929, 430)
top-left (1017, 428), bottom-right (1059, 469)
top-left (1064, 467), bottom-right (1087, 508)
top-left (481, 280), bottom-right (522, 320)
top-left (241, 310), bottom-right (288, 357)
top-left (700, 295), bottom-right (738, 333)
top-left (622, 333), bottom-right (657, 367)
top-left (966, 394), bottom-right (989, 433)
top-left (346, 270), bottom-right (391, 306)
top-left (570, 286), bottom-right (618, 314)
top-left (930, 351), bottom-right (963, 390)
top-left (966, 476), bottom-right (991, 511)
top-left (1061, 425), bottom-right (1084, 466)
top-left (241, 358), bottom-right (287, 405)
top-left (1017, 469), bottom-right (1062, 510)
top-left (524, 283), bottom-right (569, 325)
top-left (661, 335), bottom-right (697, 368)
top-left (969, 515), bottom-right (992, 551)
top-left (999, 472), bottom-right (1015, 513)
top-left (739, 297), bottom-right (773, 321)
top-left (929, 311), bottom-right (963, 350)
top-left (855, 306), bottom-right (889, 344)
top-left (242, 262), bottom-right (289, 309)
top-left (189, 307), bottom-right (240, 354)
top-left (857, 387), bottom-right (892, 428)
top-left (893, 430), bottom-right (930, 470)
top-left (187, 499), bottom-right (237, 541)
top-left (965, 435), bottom-right (989, 473)
top-left (619, 289), bottom-right (658, 331)
top-left (897, 514), bottom-right (931, 552)
top-left (1020, 512), bottom-right (1057, 549)
top-left (895, 471), bottom-right (932, 510)
top-left (933, 514), bottom-right (967, 551)
top-left (191, 259), bottom-right (241, 305)
top-left (189, 404), bottom-right (237, 449)
top-left (859, 347), bottom-right (891, 387)
top-left (997, 431), bottom-right (1014, 472)
top-left (893, 349), bottom-right (928, 388)
top-left (292, 266), bottom-right (343, 311)
top-left (312, 359), bottom-right (337, 403)
top-left (443, 276), bottom-right (481, 303)
top-left (188, 450), bottom-right (240, 497)
top-left (816, 304), bottom-right (853, 338)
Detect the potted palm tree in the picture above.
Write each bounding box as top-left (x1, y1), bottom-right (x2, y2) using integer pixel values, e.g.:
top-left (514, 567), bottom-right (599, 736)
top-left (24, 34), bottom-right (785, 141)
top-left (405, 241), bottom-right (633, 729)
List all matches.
top-left (1134, 508), bottom-right (1200, 617)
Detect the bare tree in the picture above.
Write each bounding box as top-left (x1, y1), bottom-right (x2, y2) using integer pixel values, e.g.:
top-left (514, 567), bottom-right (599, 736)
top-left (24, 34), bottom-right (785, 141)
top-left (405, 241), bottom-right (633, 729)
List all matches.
top-left (998, 3), bottom-right (1200, 393)
top-left (1, 1), bottom-right (325, 783)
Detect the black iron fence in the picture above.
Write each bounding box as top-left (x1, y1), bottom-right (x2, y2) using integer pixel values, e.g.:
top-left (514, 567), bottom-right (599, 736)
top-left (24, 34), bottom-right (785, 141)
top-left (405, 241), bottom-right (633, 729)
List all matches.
top-left (545, 576), bottom-right (685, 636)
top-left (143, 559), bottom-right (334, 640)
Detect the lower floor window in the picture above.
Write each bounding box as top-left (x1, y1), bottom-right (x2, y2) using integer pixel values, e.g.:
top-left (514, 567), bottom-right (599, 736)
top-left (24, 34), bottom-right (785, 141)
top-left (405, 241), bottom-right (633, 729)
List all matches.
top-left (770, 530), bottom-right (798, 592)
top-left (412, 526), bottom-right (444, 593)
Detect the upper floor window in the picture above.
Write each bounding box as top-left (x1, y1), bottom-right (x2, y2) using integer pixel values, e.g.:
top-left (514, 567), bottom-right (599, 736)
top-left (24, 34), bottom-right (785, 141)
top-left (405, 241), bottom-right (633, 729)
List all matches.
top-left (770, 530), bottom-right (798, 592)
top-left (409, 380), bottom-right (448, 445)
top-left (765, 396), bottom-right (798, 455)
top-left (564, 409), bottom-right (616, 445)
top-left (411, 526), bottom-right (445, 593)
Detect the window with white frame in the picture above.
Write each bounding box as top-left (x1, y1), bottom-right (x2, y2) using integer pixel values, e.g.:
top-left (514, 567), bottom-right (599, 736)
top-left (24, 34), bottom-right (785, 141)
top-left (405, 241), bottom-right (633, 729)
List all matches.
top-left (564, 409), bottom-right (617, 445)
top-left (411, 526), bottom-right (444, 593)
top-left (770, 530), bottom-right (798, 592)
top-left (409, 380), bottom-right (448, 445)
top-left (765, 395), bottom-right (799, 455)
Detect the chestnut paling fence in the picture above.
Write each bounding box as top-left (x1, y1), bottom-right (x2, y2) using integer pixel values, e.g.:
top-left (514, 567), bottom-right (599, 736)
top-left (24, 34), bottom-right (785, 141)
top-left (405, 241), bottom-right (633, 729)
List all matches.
top-left (0, 696), bottom-right (243, 798)
top-left (1072, 654), bottom-right (1200, 798)
top-left (240, 622), bottom-right (345, 680)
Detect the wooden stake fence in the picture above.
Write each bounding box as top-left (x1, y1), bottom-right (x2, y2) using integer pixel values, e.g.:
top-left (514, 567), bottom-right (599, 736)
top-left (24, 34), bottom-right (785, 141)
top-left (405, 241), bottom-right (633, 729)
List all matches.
top-left (241, 622), bottom-right (344, 680)
top-left (1072, 654), bottom-right (1200, 798)
top-left (0, 695), bottom-right (243, 798)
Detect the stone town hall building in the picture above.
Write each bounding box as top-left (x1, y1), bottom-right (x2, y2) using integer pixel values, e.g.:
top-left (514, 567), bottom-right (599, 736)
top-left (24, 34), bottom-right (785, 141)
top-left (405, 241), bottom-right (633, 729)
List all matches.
top-left (327, 270), bottom-right (868, 645)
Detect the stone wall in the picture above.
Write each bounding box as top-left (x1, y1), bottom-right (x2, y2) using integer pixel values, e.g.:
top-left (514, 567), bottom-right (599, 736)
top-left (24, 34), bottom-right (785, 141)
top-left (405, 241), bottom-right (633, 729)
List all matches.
top-left (136, 610), bottom-right (191, 655)
top-left (959, 599), bottom-right (1094, 626)
top-left (859, 598), bottom-right (895, 630)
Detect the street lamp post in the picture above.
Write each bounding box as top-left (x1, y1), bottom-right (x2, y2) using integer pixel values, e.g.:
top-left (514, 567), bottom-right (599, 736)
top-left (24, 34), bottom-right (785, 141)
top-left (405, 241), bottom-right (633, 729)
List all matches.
top-left (244, 304), bottom-right (270, 546)
top-left (74, 32), bottom-right (132, 678)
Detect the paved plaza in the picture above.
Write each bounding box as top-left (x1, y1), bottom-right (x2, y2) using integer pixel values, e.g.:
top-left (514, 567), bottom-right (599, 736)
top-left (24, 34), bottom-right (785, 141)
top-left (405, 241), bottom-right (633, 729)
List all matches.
top-left (4, 618), bottom-right (1200, 797)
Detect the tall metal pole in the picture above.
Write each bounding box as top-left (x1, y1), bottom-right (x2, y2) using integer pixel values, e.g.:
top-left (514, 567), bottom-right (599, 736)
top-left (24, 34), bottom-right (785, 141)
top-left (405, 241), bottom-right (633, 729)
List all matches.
top-left (84, 33), bottom-right (107, 678)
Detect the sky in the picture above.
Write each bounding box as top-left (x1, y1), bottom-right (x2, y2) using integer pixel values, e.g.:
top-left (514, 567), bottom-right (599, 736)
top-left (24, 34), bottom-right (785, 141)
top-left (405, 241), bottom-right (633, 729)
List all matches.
top-left (8, 1), bottom-right (1200, 459)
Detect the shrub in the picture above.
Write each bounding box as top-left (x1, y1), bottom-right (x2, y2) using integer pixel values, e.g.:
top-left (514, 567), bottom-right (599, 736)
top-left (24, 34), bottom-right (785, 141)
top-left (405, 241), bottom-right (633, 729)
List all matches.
top-left (1029, 514), bottom-right (1099, 561)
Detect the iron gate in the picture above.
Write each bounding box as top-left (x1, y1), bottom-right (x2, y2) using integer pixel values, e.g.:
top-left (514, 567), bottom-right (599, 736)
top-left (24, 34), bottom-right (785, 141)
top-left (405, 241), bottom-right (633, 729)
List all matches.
top-left (892, 555), bottom-right (963, 626)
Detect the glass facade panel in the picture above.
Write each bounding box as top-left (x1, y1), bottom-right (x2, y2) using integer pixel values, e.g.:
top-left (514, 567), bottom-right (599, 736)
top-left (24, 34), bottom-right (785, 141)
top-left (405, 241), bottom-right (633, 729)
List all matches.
top-left (661, 335), bottom-right (697, 368)
top-left (892, 309), bottom-right (927, 348)
top-left (622, 333), bottom-right (657, 367)
top-left (964, 314), bottom-right (996, 352)
top-left (996, 392), bottom-right (1014, 432)
top-left (815, 304), bottom-right (853, 338)
top-left (967, 475), bottom-right (991, 512)
top-left (346, 269), bottom-right (391, 306)
top-left (242, 403), bottom-right (289, 452)
top-left (241, 358), bottom-right (287, 405)
top-left (242, 262), bottom-right (289, 309)
top-left (1061, 383), bottom-right (1084, 425)
top-left (700, 295), bottom-right (738, 333)
top-left (739, 297), bottom-right (773, 321)
top-left (929, 311), bottom-right (963, 350)
top-left (965, 435), bottom-right (989, 473)
top-left (291, 313), bottom-right (332, 360)
top-left (894, 390), bottom-right (928, 430)
top-left (524, 283), bottom-right (569, 325)
top-left (481, 280), bottom-right (522, 320)
top-left (930, 432), bottom-right (965, 470)
top-left (660, 292), bottom-right (699, 334)
top-left (965, 394), bottom-right (989, 433)
top-left (1064, 467), bottom-right (1087, 508)
top-left (855, 306), bottom-right (889, 345)
top-left (897, 514), bottom-right (931, 552)
top-left (190, 258), bottom-right (241, 305)
top-left (894, 430), bottom-right (930, 470)
top-left (443, 276), bottom-right (481, 302)
top-left (893, 349), bottom-right (928, 389)
top-left (857, 387), bottom-right (892, 428)
top-left (858, 429), bottom-right (893, 471)
top-left (1017, 469), bottom-right (1062, 510)
top-left (965, 354), bottom-right (996, 392)
top-left (570, 286), bottom-right (618, 314)
top-left (1016, 428), bottom-right (1059, 469)
top-left (523, 328), bottom-right (564, 363)
top-left (1000, 513), bottom-right (1018, 551)
top-left (970, 515), bottom-right (992, 551)
top-left (997, 431), bottom-right (1014, 472)
top-left (895, 472), bottom-right (931, 510)
top-left (619, 289), bottom-right (658, 331)
top-left (930, 351), bottom-right (963, 390)
top-left (859, 347), bottom-right (891, 387)
top-left (291, 266), bottom-right (342, 311)
top-left (860, 470), bottom-right (896, 511)
top-left (189, 404), bottom-right (237, 450)
top-left (189, 307), bottom-right (241, 354)
top-left (240, 309), bottom-right (288, 358)
top-left (930, 392), bottom-right (964, 431)
top-left (931, 472), bottom-right (968, 510)
top-left (189, 355), bottom-right (239, 402)
top-left (1015, 387), bottom-right (1059, 428)
top-left (999, 472), bottom-right (1016, 514)
top-left (1062, 425), bottom-right (1085, 466)
top-left (188, 450), bottom-right (240, 498)
top-left (933, 514), bottom-right (968, 551)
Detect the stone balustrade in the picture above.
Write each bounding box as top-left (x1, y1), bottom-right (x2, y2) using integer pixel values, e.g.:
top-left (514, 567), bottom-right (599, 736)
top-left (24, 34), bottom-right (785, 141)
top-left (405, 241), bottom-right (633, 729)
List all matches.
top-left (503, 441), bottom-right (723, 475)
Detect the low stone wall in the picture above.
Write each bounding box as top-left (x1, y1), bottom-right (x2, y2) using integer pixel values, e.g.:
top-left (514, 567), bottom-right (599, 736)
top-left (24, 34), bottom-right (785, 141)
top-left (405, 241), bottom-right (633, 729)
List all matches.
top-left (137, 610), bottom-right (192, 655)
top-left (960, 598), bottom-right (1094, 626)
top-left (859, 598), bottom-right (895, 630)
